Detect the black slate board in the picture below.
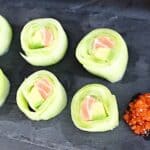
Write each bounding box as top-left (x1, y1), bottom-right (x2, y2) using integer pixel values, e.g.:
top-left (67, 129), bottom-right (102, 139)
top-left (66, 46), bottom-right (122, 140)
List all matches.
top-left (0, 0), bottom-right (150, 149)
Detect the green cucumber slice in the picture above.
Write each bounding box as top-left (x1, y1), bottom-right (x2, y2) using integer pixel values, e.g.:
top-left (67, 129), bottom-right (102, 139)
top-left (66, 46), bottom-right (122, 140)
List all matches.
top-left (20, 18), bottom-right (68, 66)
top-left (76, 28), bottom-right (128, 82)
top-left (0, 15), bottom-right (12, 56)
top-left (16, 70), bottom-right (67, 121)
top-left (0, 69), bottom-right (10, 106)
top-left (71, 84), bottom-right (119, 132)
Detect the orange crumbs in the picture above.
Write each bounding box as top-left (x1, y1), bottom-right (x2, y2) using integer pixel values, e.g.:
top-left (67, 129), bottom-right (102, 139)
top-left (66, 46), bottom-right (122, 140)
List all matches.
top-left (123, 93), bottom-right (150, 135)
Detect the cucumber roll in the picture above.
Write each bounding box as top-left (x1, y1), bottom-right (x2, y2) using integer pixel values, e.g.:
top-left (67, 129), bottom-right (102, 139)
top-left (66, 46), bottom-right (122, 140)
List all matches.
top-left (0, 69), bottom-right (10, 106)
top-left (71, 84), bottom-right (119, 132)
top-left (16, 70), bottom-right (67, 121)
top-left (0, 15), bottom-right (12, 56)
top-left (20, 18), bottom-right (68, 66)
top-left (76, 28), bottom-right (128, 83)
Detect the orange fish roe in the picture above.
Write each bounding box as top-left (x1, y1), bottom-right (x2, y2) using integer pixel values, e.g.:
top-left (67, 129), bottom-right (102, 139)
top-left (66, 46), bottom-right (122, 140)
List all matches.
top-left (123, 93), bottom-right (150, 135)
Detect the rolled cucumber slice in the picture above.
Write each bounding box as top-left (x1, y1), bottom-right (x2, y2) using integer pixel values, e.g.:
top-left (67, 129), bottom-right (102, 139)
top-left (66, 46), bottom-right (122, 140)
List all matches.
top-left (71, 84), bottom-right (119, 132)
top-left (0, 69), bottom-right (10, 106)
top-left (0, 15), bottom-right (12, 56)
top-left (16, 70), bottom-right (67, 121)
top-left (76, 28), bottom-right (128, 83)
top-left (20, 18), bottom-right (68, 66)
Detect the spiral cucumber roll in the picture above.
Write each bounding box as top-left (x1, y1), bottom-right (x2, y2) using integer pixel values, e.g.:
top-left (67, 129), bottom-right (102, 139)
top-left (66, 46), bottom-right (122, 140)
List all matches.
top-left (0, 69), bottom-right (10, 106)
top-left (76, 28), bottom-right (128, 83)
top-left (16, 70), bottom-right (67, 121)
top-left (71, 84), bottom-right (119, 132)
top-left (20, 18), bottom-right (68, 66)
top-left (0, 15), bottom-right (12, 56)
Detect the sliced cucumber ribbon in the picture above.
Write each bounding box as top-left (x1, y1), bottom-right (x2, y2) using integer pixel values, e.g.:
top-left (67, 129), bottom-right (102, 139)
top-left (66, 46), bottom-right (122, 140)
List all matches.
top-left (0, 69), bottom-right (10, 106)
top-left (16, 70), bottom-right (67, 121)
top-left (0, 15), bottom-right (12, 56)
top-left (20, 18), bottom-right (68, 66)
top-left (71, 84), bottom-right (119, 132)
top-left (76, 28), bottom-right (128, 82)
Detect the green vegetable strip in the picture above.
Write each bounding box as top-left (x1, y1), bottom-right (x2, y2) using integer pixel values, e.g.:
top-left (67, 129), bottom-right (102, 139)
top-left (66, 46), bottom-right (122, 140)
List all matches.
top-left (20, 18), bottom-right (68, 66)
top-left (0, 69), bottom-right (10, 106)
top-left (71, 84), bottom-right (119, 132)
top-left (16, 70), bottom-right (67, 121)
top-left (76, 28), bottom-right (128, 83)
top-left (0, 15), bottom-right (12, 56)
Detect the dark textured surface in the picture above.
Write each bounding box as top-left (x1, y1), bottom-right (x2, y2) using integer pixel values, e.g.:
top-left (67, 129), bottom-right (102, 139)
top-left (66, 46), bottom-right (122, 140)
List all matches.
top-left (0, 0), bottom-right (150, 149)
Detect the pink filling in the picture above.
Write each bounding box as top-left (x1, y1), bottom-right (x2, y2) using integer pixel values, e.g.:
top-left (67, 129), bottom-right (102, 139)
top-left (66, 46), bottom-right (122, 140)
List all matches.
top-left (41, 29), bottom-right (53, 47)
top-left (35, 78), bottom-right (52, 99)
top-left (93, 36), bottom-right (114, 49)
top-left (80, 96), bottom-right (96, 121)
